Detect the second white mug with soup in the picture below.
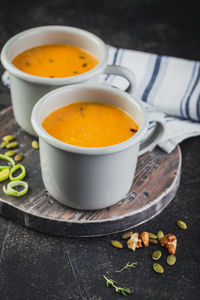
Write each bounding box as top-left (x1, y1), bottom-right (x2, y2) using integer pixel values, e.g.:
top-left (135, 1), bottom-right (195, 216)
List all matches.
top-left (1, 26), bottom-right (136, 135)
top-left (31, 84), bottom-right (166, 210)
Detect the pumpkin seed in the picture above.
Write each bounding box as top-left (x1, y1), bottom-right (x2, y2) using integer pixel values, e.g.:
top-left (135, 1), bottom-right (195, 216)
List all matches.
top-left (6, 141), bottom-right (18, 149)
top-left (111, 240), bottom-right (123, 249)
top-left (153, 263), bottom-right (164, 274)
top-left (14, 153), bottom-right (23, 162)
top-left (0, 141), bottom-right (7, 148)
top-left (167, 255), bottom-right (176, 266)
top-left (0, 168), bottom-right (10, 182)
top-left (148, 232), bottom-right (157, 239)
top-left (157, 230), bottom-right (164, 241)
top-left (2, 135), bottom-right (15, 143)
top-left (152, 250), bottom-right (162, 260)
top-left (177, 220), bottom-right (187, 230)
top-left (32, 140), bottom-right (39, 149)
top-left (149, 238), bottom-right (158, 244)
top-left (121, 231), bottom-right (133, 239)
top-left (5, 150), bottom-right (16, 157)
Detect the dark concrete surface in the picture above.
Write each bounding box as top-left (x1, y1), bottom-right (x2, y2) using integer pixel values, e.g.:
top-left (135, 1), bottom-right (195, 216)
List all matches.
top-left (0, 0), bottom-right (200, 299)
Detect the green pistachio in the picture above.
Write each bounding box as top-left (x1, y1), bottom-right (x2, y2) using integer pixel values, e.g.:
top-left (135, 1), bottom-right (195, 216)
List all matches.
top-left (148, 232), bottom-right (158, 239)
top-left (157, 230), bottom-right (164, 241)
top-left (6, 142), bottom-right (19, 149)
top-left (177, 220), bottom-right (187, 230)
top-left (152, 250), bottom-right (162, 260)
top-left (167, 255), bottom-right (176, 266)
top-left (153, 263), bottom-right (164, 274)
top-left (5, 150), bottom-right (16, 157)
top-left (32, 140), bottom-right (39, 149)
top-left (121, 231), bottom-right (133, 239)
top-left (111, 240), bottom-right (123, 249)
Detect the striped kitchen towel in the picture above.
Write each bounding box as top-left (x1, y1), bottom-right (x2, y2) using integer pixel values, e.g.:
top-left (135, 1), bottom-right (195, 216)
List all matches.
top-left (105, 46), bottom-right (200, 153)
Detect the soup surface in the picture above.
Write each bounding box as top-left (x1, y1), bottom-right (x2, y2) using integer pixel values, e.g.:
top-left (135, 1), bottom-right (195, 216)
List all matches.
top-left (42, 102), bottom-right (139, 147)
top-left (12, 44), bottom-right (98, 78)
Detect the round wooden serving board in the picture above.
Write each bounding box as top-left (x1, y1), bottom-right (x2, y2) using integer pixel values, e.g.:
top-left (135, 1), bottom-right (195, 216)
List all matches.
top-left (0, 107), bottom-right (181, 237)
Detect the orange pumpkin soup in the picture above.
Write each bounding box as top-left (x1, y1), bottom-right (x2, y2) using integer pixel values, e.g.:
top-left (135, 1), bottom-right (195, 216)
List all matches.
top-left (42, 102), bottom-right (139, 147)
top-left (12, 44), bottom-right (98, 78)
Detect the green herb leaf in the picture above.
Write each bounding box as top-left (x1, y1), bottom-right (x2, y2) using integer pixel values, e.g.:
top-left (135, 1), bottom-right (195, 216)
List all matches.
top-left (116, 262), bottom-right (138, 272)
top-left (103, 275), bottom-right (131, 296)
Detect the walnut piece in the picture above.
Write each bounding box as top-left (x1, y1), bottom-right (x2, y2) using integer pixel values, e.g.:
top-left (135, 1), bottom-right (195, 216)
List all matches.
top-left (137, 238), bottom-right (143, 248)
top-left (140, 232), bottom-right (149, 247)
top-left (160, 234), bottom-right (177, 254)
top-left (127, 233), bottom-right (140, 251)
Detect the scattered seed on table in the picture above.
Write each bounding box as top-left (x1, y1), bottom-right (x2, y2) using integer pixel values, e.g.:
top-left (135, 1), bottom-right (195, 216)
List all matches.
top-left (153, 263), bottom-right (164, 274)
top-left (6, 141), bottom-right (18, 149)
top-left (167, 255), bottom-right (176, 266)
top-left (0, 168), bottom-right (10, 182)
top-left (32, 140), bottom-right (39, 149)
top-left (0, 141), bottom-right (7, 148)
top-left (157, 230), bottom-right (164, 241)
top-left (148, 232), bottom-right (158, 239)
top-left (111, 240), bottom-right (123, 249)
top-left (152, 250), bottom-right (162, 260)
top-left (149, 238), bottom-right (158, 244)
top-left (177, 220), bottom-right (187, 230)
top-left (2, 135), bottom-right (15, 143)
top-left (15, 153), bottom-right (23, 162)
top-left (121, 231), bottom-right (133, 239)
top-left (5, 150), bottom-right (16, 157)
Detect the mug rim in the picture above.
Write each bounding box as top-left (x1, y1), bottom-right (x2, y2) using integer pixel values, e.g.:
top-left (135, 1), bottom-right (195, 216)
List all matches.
top-left (0, 25), bottom-right (108, 85)
top-left (31, 84), bottom-right (148, 155)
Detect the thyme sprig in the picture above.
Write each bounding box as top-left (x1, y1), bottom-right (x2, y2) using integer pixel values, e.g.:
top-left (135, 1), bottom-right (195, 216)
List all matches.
top-left (103, 275), bottom-right (131, 296)
top-left (115, 262), bottom-right (138, 273)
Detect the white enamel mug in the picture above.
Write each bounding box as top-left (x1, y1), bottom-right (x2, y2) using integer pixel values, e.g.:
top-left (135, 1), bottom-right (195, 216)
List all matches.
top-left (31, 84), bottom-right (166, 210)
top-left (1, 25), bottom-right (136, 136)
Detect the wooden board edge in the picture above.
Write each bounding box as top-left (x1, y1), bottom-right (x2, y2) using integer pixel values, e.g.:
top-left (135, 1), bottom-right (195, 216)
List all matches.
top-left (0, 147), bottom-right (182, 237)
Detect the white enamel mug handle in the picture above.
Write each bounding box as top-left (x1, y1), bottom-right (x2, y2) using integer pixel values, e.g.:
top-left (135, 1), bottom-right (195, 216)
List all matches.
top-left (103, 65), bottom-right (136, 94)
top-left (2, 70), bottom-right (10, 87)
top-left (139, 110), bottom-right (166, 155)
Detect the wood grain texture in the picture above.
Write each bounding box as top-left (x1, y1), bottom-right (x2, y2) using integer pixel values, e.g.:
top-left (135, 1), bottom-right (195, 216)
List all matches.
top-left (0, 107), bottom-right (181, 237)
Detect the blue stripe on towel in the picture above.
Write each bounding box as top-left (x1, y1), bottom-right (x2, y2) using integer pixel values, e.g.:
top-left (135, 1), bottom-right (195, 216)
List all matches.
top-left (142, 55), bottom-right (162, 102)
top-left (185, 63), bottom-right (200, 119)
top-left (196, 94), bottom-right (200, 121)
top-left (135, 54), bottom-right (156, 99)
top-left (180, 62), bottom-right (197, 118)
top-left (105, 48), bottom-right (119, 81)
top-left (148, 56), bottom-right (169, 106)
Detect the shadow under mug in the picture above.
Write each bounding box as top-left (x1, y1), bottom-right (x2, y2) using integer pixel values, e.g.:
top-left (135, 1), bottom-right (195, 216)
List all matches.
top-left (1, 25), bottom-right (136, 136)
top-left (31, 84), bottom-right (166, 210)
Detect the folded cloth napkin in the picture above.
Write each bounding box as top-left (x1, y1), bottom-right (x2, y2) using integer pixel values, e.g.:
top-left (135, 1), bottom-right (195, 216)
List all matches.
top-left (105, 46), bottom-right (200, 153)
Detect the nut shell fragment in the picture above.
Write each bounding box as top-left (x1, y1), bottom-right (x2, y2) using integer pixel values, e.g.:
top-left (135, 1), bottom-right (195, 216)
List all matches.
top-left (127, 233), bottom-right (139, 251)
top-left (160, 234), bottom-right (177, 255)
top-left (140, 232), bottom-right (149, 247)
